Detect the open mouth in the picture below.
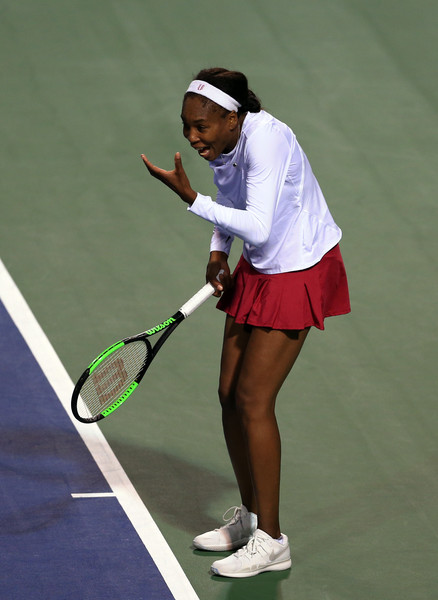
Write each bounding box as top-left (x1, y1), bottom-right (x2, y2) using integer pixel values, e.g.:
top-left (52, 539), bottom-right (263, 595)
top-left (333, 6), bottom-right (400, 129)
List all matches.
top-left (193, 145), bottom-right (211, 159)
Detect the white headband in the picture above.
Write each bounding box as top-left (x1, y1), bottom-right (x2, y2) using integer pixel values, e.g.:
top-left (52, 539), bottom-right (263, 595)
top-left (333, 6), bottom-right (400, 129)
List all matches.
top-left (186, 80), bottom-right (241, 112)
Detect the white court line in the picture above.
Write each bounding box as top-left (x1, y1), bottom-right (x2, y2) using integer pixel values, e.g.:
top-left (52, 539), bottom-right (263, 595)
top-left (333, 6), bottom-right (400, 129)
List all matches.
top-left (71, 493), bottom-right (116, 498)
top-left (0, 259), bottom-right (199, 600)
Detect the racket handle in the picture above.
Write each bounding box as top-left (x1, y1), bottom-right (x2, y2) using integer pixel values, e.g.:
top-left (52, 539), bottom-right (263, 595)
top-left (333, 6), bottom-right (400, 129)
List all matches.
top-left (179, 283), bottom-right (215, 318)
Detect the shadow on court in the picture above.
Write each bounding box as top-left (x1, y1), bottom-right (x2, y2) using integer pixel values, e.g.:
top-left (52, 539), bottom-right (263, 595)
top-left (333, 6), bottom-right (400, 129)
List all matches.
top-left (108, 440), bottom-right (294, 599)
top-left (107, 440), bottom-right (236, 534)
top-left (107, 435), bottom-right (438, 600)
top-left (211, 569), bottom-right (291, 600)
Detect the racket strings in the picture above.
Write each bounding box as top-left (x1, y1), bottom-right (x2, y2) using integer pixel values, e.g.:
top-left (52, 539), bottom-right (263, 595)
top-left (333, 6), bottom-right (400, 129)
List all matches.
top-left (77, 341), bottom-right (149, 419)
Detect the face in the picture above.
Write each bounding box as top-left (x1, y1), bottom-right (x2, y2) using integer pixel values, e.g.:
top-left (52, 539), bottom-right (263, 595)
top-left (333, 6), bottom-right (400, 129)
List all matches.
top-left (181, 95), bottom-right (240, 162)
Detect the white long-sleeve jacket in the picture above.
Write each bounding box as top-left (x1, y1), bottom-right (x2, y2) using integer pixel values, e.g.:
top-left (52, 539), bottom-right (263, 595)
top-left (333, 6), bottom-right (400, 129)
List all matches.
top-left (188, 110), bottom-right (342, 274)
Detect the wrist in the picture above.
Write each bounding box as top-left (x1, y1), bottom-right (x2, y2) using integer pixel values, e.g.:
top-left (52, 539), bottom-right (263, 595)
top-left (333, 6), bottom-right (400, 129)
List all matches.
top-left (209, 251), bottom-right (229, 262)
top-left (182, 189), bottom-right (197, 205)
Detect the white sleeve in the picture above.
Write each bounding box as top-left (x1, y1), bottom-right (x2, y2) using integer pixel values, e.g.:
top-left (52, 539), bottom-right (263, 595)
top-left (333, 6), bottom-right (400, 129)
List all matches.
top-left (205, 190), bottom-right (234, 255)
top-left (188, 126), bottom-right (292, 247)
top-left (210, 226), bottom-right (234, 255)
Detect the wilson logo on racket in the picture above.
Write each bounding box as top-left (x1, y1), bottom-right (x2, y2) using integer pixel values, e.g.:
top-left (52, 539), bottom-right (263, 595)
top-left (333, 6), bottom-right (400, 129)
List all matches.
top-left (145, 317), bottom-right (176, 335)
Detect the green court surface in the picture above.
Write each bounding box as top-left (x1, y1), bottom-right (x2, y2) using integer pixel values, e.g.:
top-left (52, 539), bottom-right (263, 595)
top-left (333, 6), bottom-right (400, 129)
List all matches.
top-left (1, 1), bottom-right (437, 598)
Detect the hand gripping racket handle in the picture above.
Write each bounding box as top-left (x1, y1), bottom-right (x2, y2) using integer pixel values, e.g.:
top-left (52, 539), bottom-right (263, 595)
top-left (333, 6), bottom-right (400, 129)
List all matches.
top-left (179, 283), bottom-right (215, 318)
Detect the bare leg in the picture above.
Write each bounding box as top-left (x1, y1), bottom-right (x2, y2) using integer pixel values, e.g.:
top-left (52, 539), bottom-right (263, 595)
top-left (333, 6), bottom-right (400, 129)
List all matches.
top-left (218, 318), bottom-right (254, 510)
top-left (219, 316), bottom-right (309, 538)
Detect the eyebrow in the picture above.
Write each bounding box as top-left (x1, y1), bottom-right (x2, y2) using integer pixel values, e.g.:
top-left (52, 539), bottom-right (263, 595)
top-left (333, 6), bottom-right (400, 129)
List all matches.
top-left (180, 115), bottom-right (208, 124)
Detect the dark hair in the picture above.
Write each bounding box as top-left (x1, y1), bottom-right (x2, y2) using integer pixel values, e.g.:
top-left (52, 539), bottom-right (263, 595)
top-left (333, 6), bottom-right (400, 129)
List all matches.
top-left (186, 67), bottom-right (262, 115)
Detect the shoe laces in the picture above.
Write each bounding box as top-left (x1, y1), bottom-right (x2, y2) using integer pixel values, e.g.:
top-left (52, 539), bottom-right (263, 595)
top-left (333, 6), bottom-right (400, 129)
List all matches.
top-left (220, 506), bottom-right (242, 528)
top-left (235, 531), bottom-right (270, 559)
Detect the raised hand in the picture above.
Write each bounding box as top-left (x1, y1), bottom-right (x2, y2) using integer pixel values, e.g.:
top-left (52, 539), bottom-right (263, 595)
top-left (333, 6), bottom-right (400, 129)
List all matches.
top-left (141, 152), bottom-right (197, 205)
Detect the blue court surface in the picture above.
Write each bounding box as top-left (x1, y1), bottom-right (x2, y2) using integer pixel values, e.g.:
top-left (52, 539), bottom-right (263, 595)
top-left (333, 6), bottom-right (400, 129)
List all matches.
top-left (0, 265), bottom-right (198, 600)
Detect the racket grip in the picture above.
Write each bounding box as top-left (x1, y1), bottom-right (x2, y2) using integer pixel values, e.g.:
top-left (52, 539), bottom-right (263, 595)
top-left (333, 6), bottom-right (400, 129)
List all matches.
top-left (179, 283), bottom-right (215, 318)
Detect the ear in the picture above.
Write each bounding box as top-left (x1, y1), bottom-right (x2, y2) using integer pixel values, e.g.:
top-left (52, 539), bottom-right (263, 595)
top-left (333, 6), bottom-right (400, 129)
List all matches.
top-left (227, 111), bottom-right (239, 130)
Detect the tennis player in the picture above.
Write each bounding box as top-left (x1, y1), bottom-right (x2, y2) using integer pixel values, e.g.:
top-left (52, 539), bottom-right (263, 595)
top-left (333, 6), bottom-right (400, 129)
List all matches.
top-left (142, 67), bottom-right (350, 578)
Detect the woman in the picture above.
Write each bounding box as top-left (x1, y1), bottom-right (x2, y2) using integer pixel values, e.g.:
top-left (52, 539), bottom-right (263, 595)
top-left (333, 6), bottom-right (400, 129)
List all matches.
top-left (141, 68), bottom-right (350, 578)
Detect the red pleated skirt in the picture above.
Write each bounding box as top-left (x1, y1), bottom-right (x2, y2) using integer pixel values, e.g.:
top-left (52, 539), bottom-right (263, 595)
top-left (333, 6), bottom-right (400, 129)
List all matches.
top-left (216, 244), bottom-right (351, 331)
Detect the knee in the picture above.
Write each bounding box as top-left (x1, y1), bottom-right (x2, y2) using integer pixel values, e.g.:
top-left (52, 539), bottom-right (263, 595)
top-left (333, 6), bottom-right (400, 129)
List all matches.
top-left (218, 382), bottom-right (276, 420)
top-left (234, 387), bottom-right (275, 424)
top-left (234, 388), bottom-right (255, 421)
top-left (218, 383), bottom-right (235, 411)
top-left (218, 386), bottom-right (254, 421)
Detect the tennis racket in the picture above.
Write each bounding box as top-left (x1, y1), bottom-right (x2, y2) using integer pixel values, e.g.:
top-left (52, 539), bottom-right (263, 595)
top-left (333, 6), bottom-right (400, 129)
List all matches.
top-left (71, 283), bottom-right (214, 423)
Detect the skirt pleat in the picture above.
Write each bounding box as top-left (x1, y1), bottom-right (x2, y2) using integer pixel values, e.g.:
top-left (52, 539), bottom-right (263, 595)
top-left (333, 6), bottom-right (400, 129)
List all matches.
top-left (216, 245), bottom-right (350, 331)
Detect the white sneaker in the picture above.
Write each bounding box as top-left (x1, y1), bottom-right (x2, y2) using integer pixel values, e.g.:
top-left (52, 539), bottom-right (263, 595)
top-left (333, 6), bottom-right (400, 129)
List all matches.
top-left (193, 505), bottom-right (257, 551)
top-left (210, 529), bottom-right (291, 578)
